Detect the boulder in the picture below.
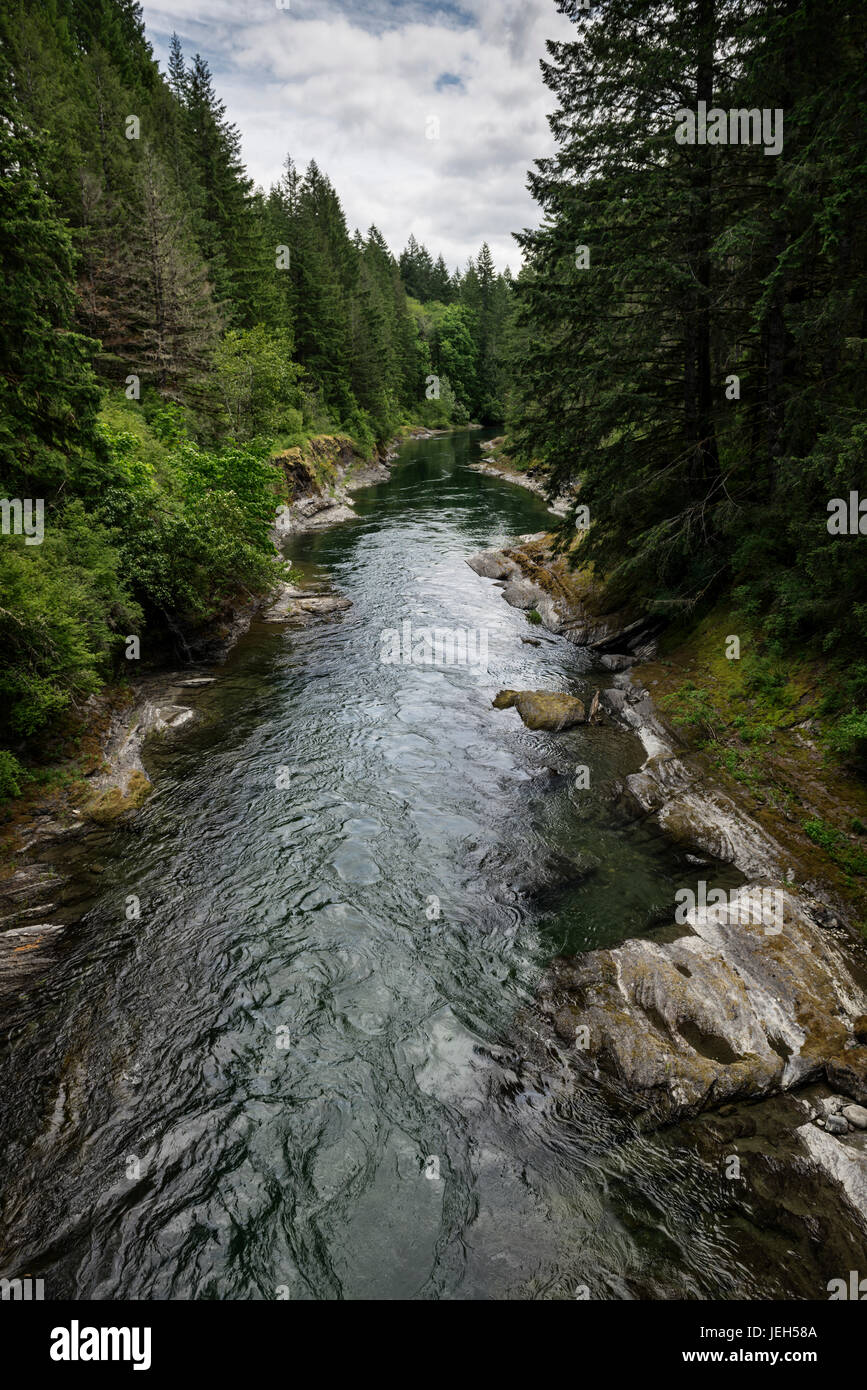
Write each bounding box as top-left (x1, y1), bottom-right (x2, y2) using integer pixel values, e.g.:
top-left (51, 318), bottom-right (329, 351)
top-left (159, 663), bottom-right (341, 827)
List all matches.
top-left (493, 689), bottom-right (586, 731)
top-left (465, 549), bottom-right (517, 581)
top-left (842, 1104), bottom-right (867, 1130)
top-left (500, 577), bottom-right (548, 610)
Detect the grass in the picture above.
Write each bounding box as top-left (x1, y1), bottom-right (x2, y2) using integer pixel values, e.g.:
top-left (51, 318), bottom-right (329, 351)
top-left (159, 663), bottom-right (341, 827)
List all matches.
top-left (638, 603), bottom-right (867, 929)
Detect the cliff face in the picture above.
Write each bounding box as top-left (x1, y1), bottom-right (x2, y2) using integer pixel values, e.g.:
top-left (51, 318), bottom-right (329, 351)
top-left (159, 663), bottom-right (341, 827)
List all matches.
top-left (270, 434), bottom-right (393, 539)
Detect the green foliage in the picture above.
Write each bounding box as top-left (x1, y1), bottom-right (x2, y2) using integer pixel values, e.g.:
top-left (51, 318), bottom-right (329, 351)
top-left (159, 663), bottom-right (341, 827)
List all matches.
top-left (211, 326), bottom-right (300, 440)
top-left (829, 711), bottom-right (867, 766)
top-left (0, 750), bottom-right (25, 802)
top-left (0, 503), bottom-right (141, 739)
top-left (0, 68), bottom-right (104, 497)
top-left (96, 433), bottom-right (282, 621)
top-left (804, 819), bottom-right (867, 877)
top-left (507, 0), bottom-right (867, 714)
top-left (433, 304), bottom-right (479, 420)
top-left (660, 683), bottom-right (720, 743)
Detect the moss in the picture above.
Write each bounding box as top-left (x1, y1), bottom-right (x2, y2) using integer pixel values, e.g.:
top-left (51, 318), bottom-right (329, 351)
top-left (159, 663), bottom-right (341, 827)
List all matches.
top-left (803, 818), bottom-right (867, 877)
top-left (635, 603), bottom-right (867, 927)
top-left (83, 770), bottom-right (152, 825)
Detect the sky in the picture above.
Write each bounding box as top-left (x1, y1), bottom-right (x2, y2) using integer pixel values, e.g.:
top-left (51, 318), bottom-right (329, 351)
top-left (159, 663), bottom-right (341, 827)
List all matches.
top-left (138, 0), bottom-right (577, 273)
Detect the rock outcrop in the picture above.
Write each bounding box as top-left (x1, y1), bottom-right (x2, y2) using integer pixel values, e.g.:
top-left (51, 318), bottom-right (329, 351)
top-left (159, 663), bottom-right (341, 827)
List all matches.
top-left (539, 884), bottom-right (867, 1124)
top-left (270, 434), bottom-right (391, 539)
top-left (466, 539), bottom-right (663, 656)
top-left (262, 583), bottom-right (352, 623)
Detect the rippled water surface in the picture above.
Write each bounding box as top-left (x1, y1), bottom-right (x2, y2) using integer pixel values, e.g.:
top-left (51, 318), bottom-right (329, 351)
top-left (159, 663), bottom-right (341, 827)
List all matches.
top-left (0, 431), bottom-right (805, 1299)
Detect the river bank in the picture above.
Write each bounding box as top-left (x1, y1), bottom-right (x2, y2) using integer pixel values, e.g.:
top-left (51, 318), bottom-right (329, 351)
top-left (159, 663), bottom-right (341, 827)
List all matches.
top-left (469, 435), bottom-right (573, 516)
top-left (0, 426), bottom-right (450, 839)
top-left (464, 521), bottom-right (867, 1255)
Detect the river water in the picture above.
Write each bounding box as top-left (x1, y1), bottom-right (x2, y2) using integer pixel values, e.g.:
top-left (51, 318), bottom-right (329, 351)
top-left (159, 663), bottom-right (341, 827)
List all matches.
top-left (0, 429), bottom-right (811, 1299)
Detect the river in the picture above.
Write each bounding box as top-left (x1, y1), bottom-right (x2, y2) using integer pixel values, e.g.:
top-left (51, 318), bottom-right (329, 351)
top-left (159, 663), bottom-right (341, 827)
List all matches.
top-left (0, 428), bottom-right (805, 1299)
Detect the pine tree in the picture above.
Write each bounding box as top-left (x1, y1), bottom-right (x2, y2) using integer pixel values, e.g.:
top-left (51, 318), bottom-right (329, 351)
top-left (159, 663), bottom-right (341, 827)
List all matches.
top-left (0, 65), bottom-right (103, 496)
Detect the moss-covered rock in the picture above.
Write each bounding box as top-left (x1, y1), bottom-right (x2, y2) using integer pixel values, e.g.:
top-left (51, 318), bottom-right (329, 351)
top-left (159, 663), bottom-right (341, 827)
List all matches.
top-left (493, 689), bottom-right (586, 730)
top-left (83, 769), bottom-right (152, 825)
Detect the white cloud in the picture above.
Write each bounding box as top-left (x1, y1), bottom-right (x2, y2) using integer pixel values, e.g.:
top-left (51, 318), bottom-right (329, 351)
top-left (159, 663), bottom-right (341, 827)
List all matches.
top-left (139, 0), bottom-right (576, 271)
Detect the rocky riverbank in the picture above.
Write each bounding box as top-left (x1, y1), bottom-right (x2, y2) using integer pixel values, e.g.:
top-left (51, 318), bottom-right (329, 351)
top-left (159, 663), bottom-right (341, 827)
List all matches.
top-left (466, 525), bottom-right (867, 1250)
top-left (0, 430), bottom-right (396, 966)
top-left (270, 426), bottom-right (451, 538)
top-left (469, 437), bottom-right (573, 516)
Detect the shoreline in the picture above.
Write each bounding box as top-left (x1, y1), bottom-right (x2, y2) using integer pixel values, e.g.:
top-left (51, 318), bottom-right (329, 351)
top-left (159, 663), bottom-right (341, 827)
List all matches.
top-left (0, 423), bottom-right (470, 943)
top-left (469, 436), bottom-right (573, 516)
top-left (465, 521), bottom-right (867, 1253)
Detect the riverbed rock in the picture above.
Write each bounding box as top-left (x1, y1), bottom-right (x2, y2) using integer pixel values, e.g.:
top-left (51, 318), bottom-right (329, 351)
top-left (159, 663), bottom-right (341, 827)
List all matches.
top-left (493, 690), bottom-right (586, 731)
top-left (296, 595), bottom-right (352, 615)
top-left (154, 704), bottom-right (195, 730)
top-left (538, 884), bottom-right (867, 1123)
top-left (500, 577), bottom-right (548, 610)
top-left (842, 1104), bottom-right (867, 1129)
top-left (263, 584), bottom-right (352, 623)
top-left (826, 1113), bottom-right (850, 1135)
top-left (465, 549), bottom-right (518, 581)
top-left (825, 1048), bottom-right (867, 1105)
top-left (0, 923), bottom-right (65, 996)
top-left (616, 749), bottom-right (785, 877)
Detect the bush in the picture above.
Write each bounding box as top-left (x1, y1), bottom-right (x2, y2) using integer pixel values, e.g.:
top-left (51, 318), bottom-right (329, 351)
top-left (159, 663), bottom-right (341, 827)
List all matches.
top-left (0, 502), bottom-right (141, 739)
top-left (829, 710), bottom-right (867, 765)
top-left (0, 750), bottom-right (25, 801)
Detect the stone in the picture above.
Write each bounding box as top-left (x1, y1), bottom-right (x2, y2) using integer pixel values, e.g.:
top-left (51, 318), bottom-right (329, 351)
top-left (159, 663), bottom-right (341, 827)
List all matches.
top-left (853, 1014), bottom-right (867, 1043)
top-left (500, 577), bottom-right (547, 610)
top-left (492, 690), bottom-right (586, 731)
top-left (536, 885), bottom-right (867, 1124)
top-left (296, 595), bottom-right (352, 614)
top-left (826, 1114), bottom-right (849, 1135)
top-left (262, 585), bottom-right (351, 622)
top-left (155, 705), bottom-right (195, 730)
top-left (842, 1104), bottom-right (867, 1130)
top-left (465, 549), bottom-right (516, 581)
